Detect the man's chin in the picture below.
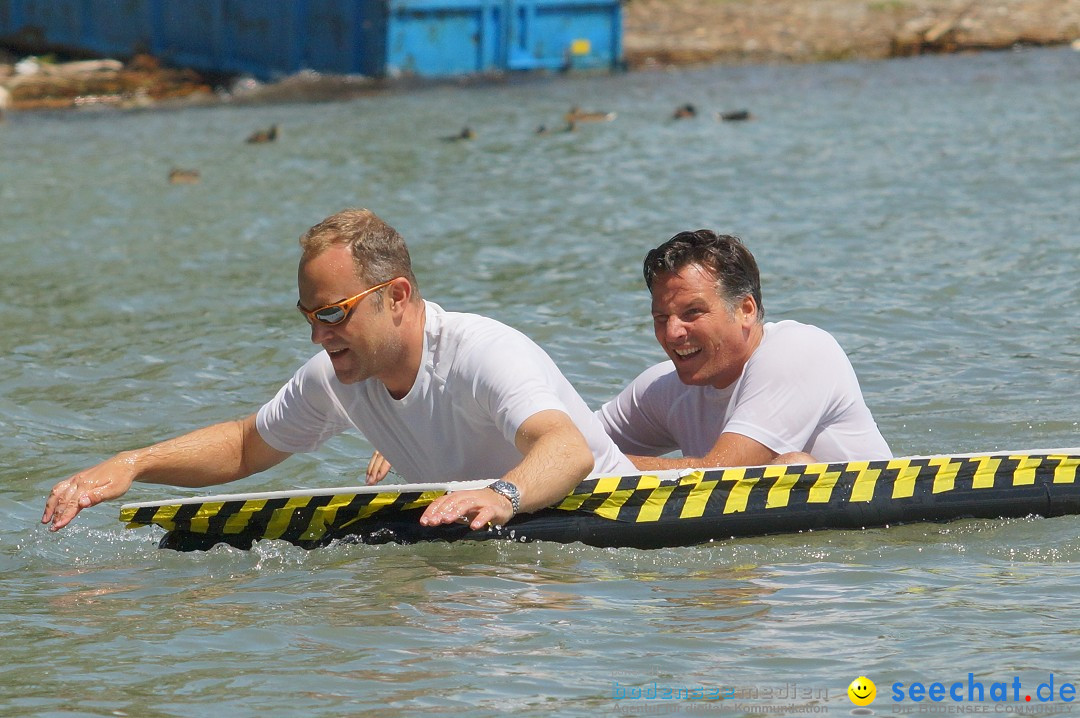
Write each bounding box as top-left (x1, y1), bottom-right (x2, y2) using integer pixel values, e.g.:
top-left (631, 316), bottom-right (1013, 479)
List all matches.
top-left (668, 354), bottom-right (702, 382)
top-left (328, 356), bottom-right (361, 384)
top-left (672, 365), bottom-right (703, 386)
top-left (673, 360), bottom-right (719, 387)
top-left (331, 364), bottom-right (369, 385)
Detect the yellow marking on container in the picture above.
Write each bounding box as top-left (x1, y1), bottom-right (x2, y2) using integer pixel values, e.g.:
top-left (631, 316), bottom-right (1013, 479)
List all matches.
top-left (401, 490), bottom-right (445, 512)
top-left (222, 499), bottom-right (265, 534)
top-left (722, 476), bottom-right (760, 514)
top-left (299, 510), bottom-right (325, 541)
top-left (185, 501), bottom-right (227, 534)
top-left (299, 523), bottom-right (324, 541)
top-left (556, 491), bottom-right (590, 511)
top-left (350, 493), bottom-right (394, 519)
top-left (634, 475), bottom-right (664, 491)
top-left (761, 465), bottom-right (796, 478)
top-left (297, 494), bottom-right (360, 540)
top-left (636, 482), bottom-right (678, 522)
top-left (263, 497), bottom-right (315, 539)
top-left (889, 460), bottom-right (921, 499)
top-left (120, 507), bottom-right (150, 528)
top-left (1009, 455), bottom-right (1042, 486)
top-left (765, 467), bottom-right (802, 509)
top-left (150, 503), bottom-right (181, 531)
top-left (594, 475), bottom-right (628, 494)
top-left (559, 475), bottom-right (661, 513)
top-left (570, 38), bottom-right (591, 56)
top-left (971, 456), bottom-right (1002, 489)
top-left (807, 466), bottom-right (843, 503)
top-left (928, 457), bottom-right (963, 494)
top-left (312, 494), bottom-right (356, 527)
top-left (706, 467), bottom-right (744, 515)
top-left (331, 491), bottom-right (432, 532)
top-left (718, 467), bottom-right (746, 482)
top-left (300, 499), bottom-right (340, 540)
top-left (1052, 456), bottom-right (1080, 484)
top-left (677, 472), bottom-right (715, 519)
top-left (848, 463), bottom-right (882, 503)
top-left (593, 488), bottom-right (641, 520)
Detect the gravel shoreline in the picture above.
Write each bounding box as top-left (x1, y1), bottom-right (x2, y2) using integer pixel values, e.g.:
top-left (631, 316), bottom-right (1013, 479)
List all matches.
top-left (2, 0), bottom-right (1079, 112)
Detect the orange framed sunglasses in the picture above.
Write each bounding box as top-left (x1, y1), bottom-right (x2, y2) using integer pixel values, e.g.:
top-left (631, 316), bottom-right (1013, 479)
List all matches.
top-left (297, 278), bottom-right (397, 326)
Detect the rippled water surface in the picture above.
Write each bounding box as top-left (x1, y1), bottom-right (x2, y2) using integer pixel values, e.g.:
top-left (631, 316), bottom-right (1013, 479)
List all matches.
top-left (2, 47), bottom-right (1079, 717)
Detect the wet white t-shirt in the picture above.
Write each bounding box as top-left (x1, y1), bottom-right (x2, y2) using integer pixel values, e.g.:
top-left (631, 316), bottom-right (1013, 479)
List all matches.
top-left (257, 301), bottom-right (634, 482)
top-left (597, 320), bottom-right (891, 462)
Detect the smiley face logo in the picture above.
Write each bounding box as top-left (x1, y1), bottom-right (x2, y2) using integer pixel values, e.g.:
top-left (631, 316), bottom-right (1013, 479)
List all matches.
top-left (848, 676), bottom-right (876, 706)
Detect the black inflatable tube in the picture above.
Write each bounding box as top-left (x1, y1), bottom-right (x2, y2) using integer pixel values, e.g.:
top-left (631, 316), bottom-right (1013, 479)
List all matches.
top-left (148, 452), bottom-right (1080, 552)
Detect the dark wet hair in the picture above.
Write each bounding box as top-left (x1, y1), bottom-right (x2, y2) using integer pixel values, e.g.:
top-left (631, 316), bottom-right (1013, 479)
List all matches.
top-left (643, 229), bottom-right (764, 320)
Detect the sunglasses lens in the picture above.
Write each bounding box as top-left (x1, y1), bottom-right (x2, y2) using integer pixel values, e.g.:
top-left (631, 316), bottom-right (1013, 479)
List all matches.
top-left (315, 307), bottom-right (346, 324)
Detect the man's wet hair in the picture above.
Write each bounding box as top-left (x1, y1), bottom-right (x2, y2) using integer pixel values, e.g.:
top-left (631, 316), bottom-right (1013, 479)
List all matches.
top-left (643, 229), bottom-right (764, 320)
top-left (300, 208), bottom-right (420, 302)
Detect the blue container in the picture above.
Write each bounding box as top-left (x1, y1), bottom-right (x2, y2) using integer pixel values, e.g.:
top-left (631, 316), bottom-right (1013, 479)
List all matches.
top-left (383, 0), bottom-right (620, 75)
top-left (0, 0), bottom-right (621, 79)
top-left (82, 0), bottom-right (153, 55)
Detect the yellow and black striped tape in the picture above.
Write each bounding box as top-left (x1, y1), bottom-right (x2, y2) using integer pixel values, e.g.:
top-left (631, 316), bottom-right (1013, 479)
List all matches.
top-left (552, 453), bottom-right (1080, 523)
top-left (120, 487), bottom-right (445, 544)
top-left (118, 453), bottom-right (1080, 545)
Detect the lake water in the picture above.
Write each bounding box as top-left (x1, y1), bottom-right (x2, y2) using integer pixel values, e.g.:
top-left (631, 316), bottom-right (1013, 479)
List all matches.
top-left (2, 46), bottom-right (1079, 717)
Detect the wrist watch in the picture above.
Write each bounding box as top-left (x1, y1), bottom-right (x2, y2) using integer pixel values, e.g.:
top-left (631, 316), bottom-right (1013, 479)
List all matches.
top-left (487, 480), bottom-right (521, 516)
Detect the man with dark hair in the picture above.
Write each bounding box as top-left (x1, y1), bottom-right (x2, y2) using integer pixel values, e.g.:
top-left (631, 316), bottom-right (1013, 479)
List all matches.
top-left (598, 229), bottom-right (891, 470)
top-left (44, 209), bottom-right (633, 532)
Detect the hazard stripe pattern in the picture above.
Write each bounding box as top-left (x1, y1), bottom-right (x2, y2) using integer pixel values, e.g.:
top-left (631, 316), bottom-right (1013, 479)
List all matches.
top-left (118, 453), bottom-right (1080, 542)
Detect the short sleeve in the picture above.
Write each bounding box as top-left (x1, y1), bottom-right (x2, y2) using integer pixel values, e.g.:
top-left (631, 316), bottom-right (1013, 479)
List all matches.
top-left (461, 329), bottom-right (571, 446)
top-left (723, 325), bottom-right (853, 454)
top-left (256, 354), bottom-right (354, 453)
top-left (596, 362), bottom-right (682, 456)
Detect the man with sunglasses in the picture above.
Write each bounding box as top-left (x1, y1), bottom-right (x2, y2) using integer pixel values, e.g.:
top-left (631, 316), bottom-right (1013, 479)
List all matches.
top-left (43, 209), bottom-right (633, 532)
top-left (597, 229), bottom-right (891, 469)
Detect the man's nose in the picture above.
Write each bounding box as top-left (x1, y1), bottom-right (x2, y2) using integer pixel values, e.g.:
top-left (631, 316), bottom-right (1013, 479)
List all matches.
top-left (663, 317), bottom-right (687, 342)
top-left (310, 320), bottom-right (333, 344)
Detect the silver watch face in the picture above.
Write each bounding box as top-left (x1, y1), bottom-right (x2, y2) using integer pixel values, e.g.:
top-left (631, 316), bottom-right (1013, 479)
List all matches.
top-left (490, 480), bottom-right (520, 511)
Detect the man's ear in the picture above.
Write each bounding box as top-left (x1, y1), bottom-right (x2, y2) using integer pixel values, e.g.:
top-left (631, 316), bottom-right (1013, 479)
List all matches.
top-left (738, 294), bottom-right (758, 325)
top-left (389, 277), bottom-right (412, 309)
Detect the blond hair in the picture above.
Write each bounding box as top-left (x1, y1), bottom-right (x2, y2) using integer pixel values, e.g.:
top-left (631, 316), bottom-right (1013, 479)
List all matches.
top-left (299, 209), bottom-right (419, 294)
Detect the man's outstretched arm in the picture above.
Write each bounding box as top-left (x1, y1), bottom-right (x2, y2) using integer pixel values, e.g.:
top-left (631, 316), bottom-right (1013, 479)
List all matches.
top-left (42, 413), bottom-right (291, 531)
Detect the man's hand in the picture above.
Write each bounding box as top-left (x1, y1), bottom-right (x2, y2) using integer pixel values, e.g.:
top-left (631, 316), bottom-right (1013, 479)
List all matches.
top-left (365, 450), bottom-right (392, 485)
top-left (420, 487), bottom-right (514, 530)
top-left (41, 415), bottom-right (291, 532)
top-left (42, 453), bottom-right (140, 531)
top-left (418, 409), bottom-right (594, 530)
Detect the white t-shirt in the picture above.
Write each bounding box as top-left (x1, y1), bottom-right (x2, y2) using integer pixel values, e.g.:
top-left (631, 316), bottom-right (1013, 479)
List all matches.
top-left (597, 320), bottom-right (891, 462)
top-left (257, 301), bottom-right (634, 482)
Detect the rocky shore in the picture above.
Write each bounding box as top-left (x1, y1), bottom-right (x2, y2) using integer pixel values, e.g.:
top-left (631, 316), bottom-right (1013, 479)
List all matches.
top-left (0, 51), bottom-right (217, 112)
top-left (623, 0), bottom-right (1080, 68)
top-left (2, 0), bottom-right (1079, 113)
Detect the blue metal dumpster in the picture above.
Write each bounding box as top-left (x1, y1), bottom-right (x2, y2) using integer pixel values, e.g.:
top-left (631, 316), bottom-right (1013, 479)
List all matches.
top-left (0, 0), bottom-right (622, 79)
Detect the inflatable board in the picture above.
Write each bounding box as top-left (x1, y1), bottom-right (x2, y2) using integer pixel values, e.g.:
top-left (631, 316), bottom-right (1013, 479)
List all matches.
top-left (119, 449), bottom-right (1080, 551)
